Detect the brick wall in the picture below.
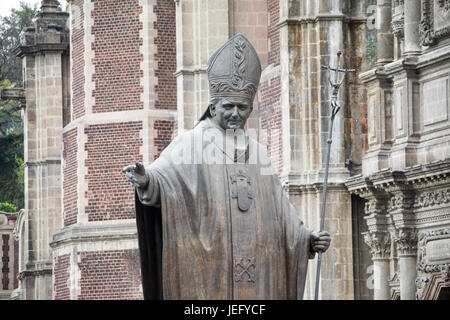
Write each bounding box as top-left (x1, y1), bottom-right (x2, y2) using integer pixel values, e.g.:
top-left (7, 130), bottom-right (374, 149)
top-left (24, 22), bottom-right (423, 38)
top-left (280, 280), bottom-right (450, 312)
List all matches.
top-left (54, 254), bottom-right (71, 300)
top-left (267, 0), bottom-right (280, 65)
top-left (78, 250), bottom-right (142, 300)
top-left (54, 0), bottom-right (179, 301)
top-left (258, 0), bottom-right (282, 173)
top-left (154, 119), bottom-right (175, 159)
top-left (91, 0), bottom-right (144, 113)
top-left (71, 0), bottom-right (85, 120)
top-left (84, 122), bottom-right (143, 222)
top-left (63, 128), bottom-right (78, 226)
top-left (258, 77), bottom-right (282, 173)
top-left (154, 0), bottom-right (177, 109)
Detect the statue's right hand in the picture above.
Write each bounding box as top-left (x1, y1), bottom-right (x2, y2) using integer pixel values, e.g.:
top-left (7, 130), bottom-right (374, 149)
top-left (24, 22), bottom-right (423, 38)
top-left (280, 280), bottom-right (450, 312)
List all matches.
top-left (122, 162), bottom-right (149, 188)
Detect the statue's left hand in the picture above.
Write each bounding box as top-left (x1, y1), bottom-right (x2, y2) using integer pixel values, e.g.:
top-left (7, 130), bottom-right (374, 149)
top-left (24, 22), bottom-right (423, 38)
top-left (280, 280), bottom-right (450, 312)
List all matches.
top-left (311, 231), bottom-right (331, 253)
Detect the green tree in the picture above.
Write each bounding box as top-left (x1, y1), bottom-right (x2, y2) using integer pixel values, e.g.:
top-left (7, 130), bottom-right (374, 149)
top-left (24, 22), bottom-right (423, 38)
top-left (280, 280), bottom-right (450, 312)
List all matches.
top-left (0, 2), bottom-right (38, 84)
top-left (0, 202), bottom-right (17, 213)
top-left (0, 79), bottom-right (23, 136)
top-left (0, 2), bottom-right (37, 209)
top-left (0, 132), bottom-right (24, 208)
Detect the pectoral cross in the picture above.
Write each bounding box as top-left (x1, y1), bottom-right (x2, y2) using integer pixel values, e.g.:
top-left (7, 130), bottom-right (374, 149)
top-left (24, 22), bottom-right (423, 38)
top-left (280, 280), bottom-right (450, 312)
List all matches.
top-left (315, 51), bottom-right (355, 300)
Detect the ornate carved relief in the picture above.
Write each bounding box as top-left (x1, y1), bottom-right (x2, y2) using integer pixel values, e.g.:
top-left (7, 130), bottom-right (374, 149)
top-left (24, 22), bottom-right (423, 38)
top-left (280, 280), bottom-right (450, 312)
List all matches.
top-left (394, 228), bottom-right (418, 256)
top-left (392, 0), bottom-right (405, 38)
top-left (416, 228), bottom-right (450, 299)
top-left (389, 192), bottom-right (415, 211)
top-left (437, 0), bottom-right (450, 11)
top-left (414, 189), bottom-right (450, 209)
top-left (364, 231), bottom-right (391, 259)
top-left (364, 196), bottom-right (389, 216)
top-left (441, 263), bottom-right (450, 282)
top-left (416, 275), bottom-right (430, 299)
top-left (420, 0), bottom-right (450, 46)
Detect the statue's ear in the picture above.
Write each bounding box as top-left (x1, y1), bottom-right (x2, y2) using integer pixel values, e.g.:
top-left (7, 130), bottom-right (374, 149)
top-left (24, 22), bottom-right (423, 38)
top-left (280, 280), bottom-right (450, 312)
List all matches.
top-left (209, 103), bottom-right (215, 117)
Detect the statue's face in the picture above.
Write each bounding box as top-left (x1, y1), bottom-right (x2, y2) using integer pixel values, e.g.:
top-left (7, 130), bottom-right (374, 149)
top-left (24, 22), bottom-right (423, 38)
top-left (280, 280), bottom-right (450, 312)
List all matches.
top-left (210, 96), bottom-right (253, 130)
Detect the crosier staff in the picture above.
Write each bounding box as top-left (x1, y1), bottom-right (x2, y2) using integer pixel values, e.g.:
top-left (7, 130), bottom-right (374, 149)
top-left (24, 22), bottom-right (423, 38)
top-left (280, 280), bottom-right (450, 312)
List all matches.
top-left (314, 51), bottom-right (355, 300)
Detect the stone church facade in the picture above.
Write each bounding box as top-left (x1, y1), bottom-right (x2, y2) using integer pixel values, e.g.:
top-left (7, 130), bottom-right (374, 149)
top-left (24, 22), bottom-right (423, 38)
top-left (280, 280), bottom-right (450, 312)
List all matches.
top-left (0, 0), bottom-right (448, 300)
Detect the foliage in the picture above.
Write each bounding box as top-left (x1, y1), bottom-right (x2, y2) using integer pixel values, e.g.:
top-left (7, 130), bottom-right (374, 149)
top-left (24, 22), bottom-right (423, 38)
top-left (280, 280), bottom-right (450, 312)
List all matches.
top-left (0, 79), bottom-right (23, 136)
top-left (0, 2), bottom-right (37, 135)
top-left (0, 201), bottom-right (17, 213)
top-left (0, 133), bottom-right (24, 209)
top-left (0, 2), bottom-right (38, 85)
top-left (0, 3), bottom-right (37, 210)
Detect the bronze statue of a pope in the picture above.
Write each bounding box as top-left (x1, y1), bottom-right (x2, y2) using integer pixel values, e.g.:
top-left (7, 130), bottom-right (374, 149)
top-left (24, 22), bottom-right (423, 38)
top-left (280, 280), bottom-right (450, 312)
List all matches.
top-left (123, 34), bottom-right (330, 300)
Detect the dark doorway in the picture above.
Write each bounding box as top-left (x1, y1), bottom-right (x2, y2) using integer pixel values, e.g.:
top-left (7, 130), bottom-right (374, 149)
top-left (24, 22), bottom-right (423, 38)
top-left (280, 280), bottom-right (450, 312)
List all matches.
top-left (437, 287), bottom-right (450, 300)
top-left (351, 194), bottom-right (373, 300)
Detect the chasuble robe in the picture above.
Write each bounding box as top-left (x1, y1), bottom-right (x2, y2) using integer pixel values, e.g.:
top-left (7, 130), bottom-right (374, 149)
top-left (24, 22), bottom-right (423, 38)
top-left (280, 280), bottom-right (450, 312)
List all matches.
top-left (135, 118), bottom-right (315, 300)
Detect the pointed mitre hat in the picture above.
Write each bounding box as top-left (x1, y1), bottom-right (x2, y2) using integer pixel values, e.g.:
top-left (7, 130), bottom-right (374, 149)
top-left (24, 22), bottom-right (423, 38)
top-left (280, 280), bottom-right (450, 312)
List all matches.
top-left (199, 33), bottom-right (262, 121)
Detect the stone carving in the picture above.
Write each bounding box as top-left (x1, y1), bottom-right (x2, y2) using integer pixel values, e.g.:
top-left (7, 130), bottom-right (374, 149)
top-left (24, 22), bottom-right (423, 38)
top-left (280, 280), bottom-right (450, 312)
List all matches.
top-left (437, 0), bottom-right (450, 11)
top-left (420, 0), bottom-right (450, 46)
top-left (364, 231), bottom-right (391, 259)
top-left (389, 193), bottom-right (415, 211)
top-left (392, 16), bottom-right (405, 38)
top-left (392, 0), bottom-right (405, 38)
top-left (414, 189), bottom-right (450, 209)
top-left (12, 209), bottom-right (25, 241)
top-left (440, 263), bottom-right (450, 282)
top-left (394, 228), bottom-right (418, 256)
top-left (364, 199), bottom-right (376, 214)
top-left (364, 198), bottom-right (388, 215)
top-left (419, 227), bottom-right (450, 239)
top-left (416, 228), bottom-right (450, 298)
top-left (415, 275), bottom-right (430, 300)
top-left (419, 18), bottom-right (436, 46)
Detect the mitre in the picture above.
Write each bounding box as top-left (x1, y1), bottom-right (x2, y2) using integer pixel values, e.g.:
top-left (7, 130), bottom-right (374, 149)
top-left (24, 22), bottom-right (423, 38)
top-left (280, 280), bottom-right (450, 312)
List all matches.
top-left (199, 33), bottom-right (262, 121)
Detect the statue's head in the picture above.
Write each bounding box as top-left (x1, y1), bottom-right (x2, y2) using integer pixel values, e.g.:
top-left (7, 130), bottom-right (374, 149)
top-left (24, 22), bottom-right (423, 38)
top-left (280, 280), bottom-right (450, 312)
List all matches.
top-left (209, 95), bottom-right (253, 130)
top-left (199, 34), bottom-right (262, 130)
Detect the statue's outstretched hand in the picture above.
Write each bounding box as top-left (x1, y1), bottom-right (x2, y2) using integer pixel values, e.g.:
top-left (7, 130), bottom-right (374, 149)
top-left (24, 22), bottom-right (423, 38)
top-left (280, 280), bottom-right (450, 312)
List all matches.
top-left (311, 231), bottom-right (331, 253)
top-left (122, 162), bottom-right (149, 188)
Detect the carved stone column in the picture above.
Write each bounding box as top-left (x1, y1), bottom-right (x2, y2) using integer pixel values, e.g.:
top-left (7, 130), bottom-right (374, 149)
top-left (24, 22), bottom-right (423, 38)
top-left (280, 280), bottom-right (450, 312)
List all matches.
top-left (14, 0), bottom-right (69, 300)
top-left (392, 1), bottom-right (405, 38)
top-left (364, 231), bottom-right (392, 299)
top-left (394, 228), bottom-right (418, 299)
top-left (377, 0), bottom-right (394, 66)
top-left (392, 0), bottom-right (405, 58)
top-left (359, 183), bottom-right (392, 300)
top-left (386, 175), bottom-right (417, 300)
top-left (403, 0), bottom-right (421, 56)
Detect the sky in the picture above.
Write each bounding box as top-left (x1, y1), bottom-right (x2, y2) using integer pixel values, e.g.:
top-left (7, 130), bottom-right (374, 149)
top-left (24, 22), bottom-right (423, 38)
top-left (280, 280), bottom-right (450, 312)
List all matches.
top-left (0, 0), bottom-right (68, 18)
